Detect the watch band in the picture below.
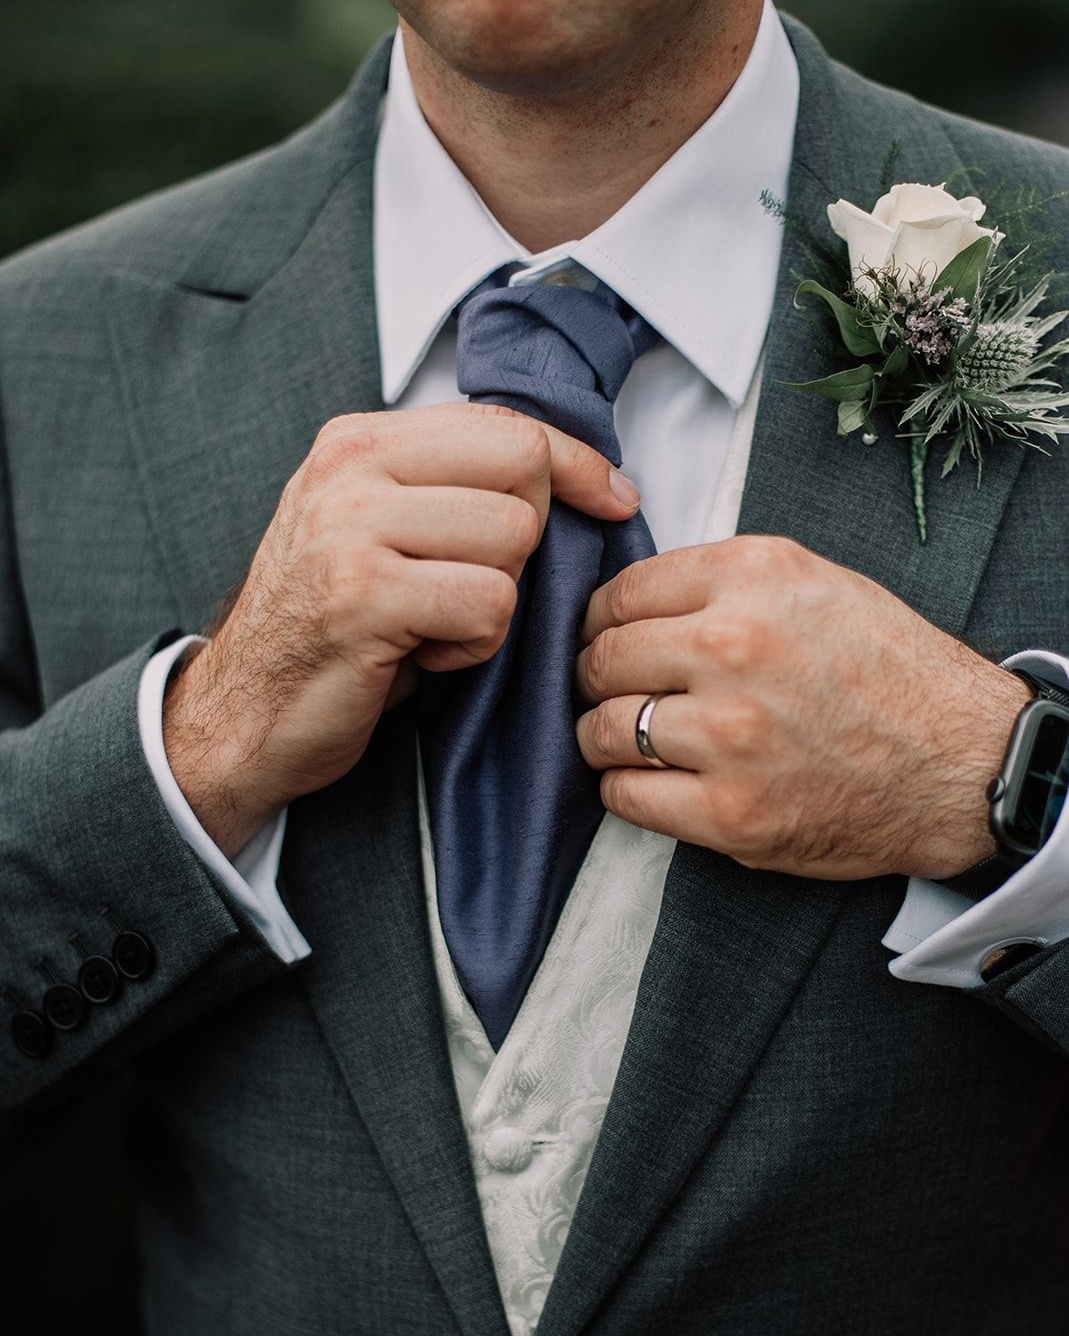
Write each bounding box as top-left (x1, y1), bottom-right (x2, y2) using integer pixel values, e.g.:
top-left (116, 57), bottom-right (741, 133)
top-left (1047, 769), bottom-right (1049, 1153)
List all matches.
top-left (941, 848), bottom-right (1028, 900)
top-left (1012, 669), bottom-right (1069, 710)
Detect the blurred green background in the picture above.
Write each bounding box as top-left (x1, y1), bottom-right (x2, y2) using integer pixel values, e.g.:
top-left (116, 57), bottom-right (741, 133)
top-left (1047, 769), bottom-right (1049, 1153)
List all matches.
top-left (2, 0), bottom-right (1067, 262)
top-left (0, 1), bottom-right (1066, 1331)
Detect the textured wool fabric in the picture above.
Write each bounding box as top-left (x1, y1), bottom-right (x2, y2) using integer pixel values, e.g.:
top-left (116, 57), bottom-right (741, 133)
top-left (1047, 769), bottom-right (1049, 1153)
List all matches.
top-left (419, 280), bottom-right (658, 1049)
top-left (1, 16), bottom-right (1069, 1335)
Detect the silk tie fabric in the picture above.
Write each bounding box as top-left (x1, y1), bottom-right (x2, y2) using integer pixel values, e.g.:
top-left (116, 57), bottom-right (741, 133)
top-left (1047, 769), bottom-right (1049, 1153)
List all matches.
top-left (419, 275), bottom-right (658, 1050)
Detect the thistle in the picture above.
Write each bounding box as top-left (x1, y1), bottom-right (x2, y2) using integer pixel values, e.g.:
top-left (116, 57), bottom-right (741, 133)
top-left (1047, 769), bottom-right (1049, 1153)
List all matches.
top-left (902, 268), bottom-right (1069, 494)
top-left (957, 321), bottom-right (1041, 390)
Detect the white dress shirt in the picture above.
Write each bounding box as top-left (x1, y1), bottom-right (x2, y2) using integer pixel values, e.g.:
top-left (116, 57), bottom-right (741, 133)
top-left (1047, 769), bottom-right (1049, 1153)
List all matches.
top-left (138, 4), bottom-right (1069, 1328)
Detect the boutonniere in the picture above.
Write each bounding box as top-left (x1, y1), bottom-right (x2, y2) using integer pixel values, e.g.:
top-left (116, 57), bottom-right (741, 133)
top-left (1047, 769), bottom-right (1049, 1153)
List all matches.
top-left (789, 182), bottom-right (1069, 540)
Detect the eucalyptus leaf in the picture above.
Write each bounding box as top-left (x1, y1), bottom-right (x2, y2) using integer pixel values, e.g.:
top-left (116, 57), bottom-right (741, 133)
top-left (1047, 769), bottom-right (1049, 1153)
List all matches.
top-left (786, 364), bottom-right (876, 403)
top-left (934, 236), bottom-right (993, 302)
top-left (881, 344), bottom-right (909, 379)
top-left (837, 399), bottom-right (869, 435)
top-left (794, 280), bottom-right (881, 357)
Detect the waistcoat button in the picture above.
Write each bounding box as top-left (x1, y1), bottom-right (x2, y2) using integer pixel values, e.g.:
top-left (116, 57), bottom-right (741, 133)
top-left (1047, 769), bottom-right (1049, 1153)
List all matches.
top-left (483, 1125), bottom-right (534, 1173)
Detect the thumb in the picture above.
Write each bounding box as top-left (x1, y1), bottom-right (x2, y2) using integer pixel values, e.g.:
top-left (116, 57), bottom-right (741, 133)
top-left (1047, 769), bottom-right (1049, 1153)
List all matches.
top-left (542, 421), bottom-right (642, 520)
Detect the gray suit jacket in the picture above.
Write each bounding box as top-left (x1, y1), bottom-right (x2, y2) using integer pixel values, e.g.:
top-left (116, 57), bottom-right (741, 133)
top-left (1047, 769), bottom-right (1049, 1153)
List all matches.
top-left (1, 18), bottom-right (1068, 1335)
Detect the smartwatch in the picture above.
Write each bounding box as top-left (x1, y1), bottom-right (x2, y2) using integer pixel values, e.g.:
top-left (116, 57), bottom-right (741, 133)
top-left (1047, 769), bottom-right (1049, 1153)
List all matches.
top-left (943, 670), bottom-right (1069, 900)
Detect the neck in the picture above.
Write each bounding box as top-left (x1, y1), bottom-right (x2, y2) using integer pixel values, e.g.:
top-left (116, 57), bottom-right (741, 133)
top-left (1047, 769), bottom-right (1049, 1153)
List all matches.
top-left (400, 2), bottom-right (764, 252)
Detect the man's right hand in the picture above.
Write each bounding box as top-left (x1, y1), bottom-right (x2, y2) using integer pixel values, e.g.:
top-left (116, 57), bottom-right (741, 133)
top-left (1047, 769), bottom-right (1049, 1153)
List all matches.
top-left (162, 403), bottom-right (641, 859)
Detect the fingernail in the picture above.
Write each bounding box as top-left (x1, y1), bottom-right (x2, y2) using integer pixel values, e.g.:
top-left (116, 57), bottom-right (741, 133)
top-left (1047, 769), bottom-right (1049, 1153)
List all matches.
top-left (609, 470), bottom-right (640, 508)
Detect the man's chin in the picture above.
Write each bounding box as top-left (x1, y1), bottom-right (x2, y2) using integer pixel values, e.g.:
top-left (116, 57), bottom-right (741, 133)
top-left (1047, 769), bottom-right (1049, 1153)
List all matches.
top-left (394, 0), bottom-right (679, 102)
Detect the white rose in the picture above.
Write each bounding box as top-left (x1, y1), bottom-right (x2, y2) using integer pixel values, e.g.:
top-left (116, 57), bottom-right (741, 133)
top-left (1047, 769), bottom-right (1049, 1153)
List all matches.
top-left (827, 183), bottom-right (999, 297)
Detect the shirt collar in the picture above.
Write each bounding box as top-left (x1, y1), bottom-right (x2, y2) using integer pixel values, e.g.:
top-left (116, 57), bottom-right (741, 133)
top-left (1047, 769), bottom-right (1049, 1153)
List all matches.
top-left (374, 0), bottom-right (799, 408)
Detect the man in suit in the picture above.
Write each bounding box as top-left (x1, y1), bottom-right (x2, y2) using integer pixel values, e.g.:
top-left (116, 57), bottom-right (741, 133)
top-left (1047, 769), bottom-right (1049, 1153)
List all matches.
top-left (2, 0), bottom-right (1068, 1331)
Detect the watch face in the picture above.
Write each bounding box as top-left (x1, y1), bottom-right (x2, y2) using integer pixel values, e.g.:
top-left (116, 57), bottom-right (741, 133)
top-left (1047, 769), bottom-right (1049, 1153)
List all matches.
top-left (998, 704), bottom-right (1069, 854)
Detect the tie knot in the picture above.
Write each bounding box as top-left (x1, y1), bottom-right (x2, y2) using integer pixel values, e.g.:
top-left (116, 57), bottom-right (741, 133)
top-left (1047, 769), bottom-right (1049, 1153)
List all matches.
top-left (457, 280), bottom-right (657, 408)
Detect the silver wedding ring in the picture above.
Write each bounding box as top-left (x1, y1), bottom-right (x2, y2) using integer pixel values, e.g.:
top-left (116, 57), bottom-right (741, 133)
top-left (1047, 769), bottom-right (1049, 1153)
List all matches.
top-left (635, 694), bottom-right (671, 769)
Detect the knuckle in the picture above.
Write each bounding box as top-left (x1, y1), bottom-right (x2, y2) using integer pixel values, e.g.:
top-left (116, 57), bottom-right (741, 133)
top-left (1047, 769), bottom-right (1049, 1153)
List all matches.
top-left (600, 766), bottom-right (631, 815)
top-left (310, 413), bottom-right (354, 453)
top-left (726, 533), bottom-right (775, 566)
top-left (771, 536), bottom-right (813, 580)
top-left (308, 413), bottom-right (378, 474)
top-left (428, 569), bottom-right (518, 666)
top-left (685, 601), bottom-right (782, 674)
top-left (702, 618), bottom-right (766, 673)
top-left (711, 781), bottom-right (770, 851)
top-left (729, 533), bottom-right (810, 577)
top-left (475, 570), bottom-right (518, 639)
top-left (605, 565), bottom-right (639, 628)
top-left (588, 703), bottom-right (618, 764)
top-left (330, 545), bottom-right (391, 618)
top-left (686, 616), bottom-right (722, 664)
top-left (277, 468), bottom-right (308, 519)
top-left (500, 494), bottom-right (541, 553)
top-left (717, 697), bottom-right (770, 759)
top-left (582, 631), bottom-right (617, 698)
top-left (360, 541), bottom-right (397, 588)
top-left (509, 418), bottom-right (552, 478)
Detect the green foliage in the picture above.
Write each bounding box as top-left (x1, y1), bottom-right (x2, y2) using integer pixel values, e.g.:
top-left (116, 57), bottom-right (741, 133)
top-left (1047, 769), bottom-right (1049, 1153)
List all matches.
top-left (789, 361), bottom-right (876, 403)
top-left (935, 237), bottom-right (995, 303)
top-left (794, 280), bottom-right (881, 356)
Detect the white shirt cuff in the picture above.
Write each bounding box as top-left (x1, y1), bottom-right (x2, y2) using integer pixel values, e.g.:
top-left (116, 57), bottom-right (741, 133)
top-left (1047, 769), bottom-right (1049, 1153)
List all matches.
top-left (137, 635), bottom-right (311, 964)
top-left (885, 650), bottom-right (1069, 987)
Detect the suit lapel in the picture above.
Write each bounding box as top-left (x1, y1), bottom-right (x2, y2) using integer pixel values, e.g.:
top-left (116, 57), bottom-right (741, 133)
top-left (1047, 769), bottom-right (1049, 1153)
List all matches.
top-left (108, 40), bottom-right (508, 1335)
top-left (104, 158), bottom-right (385, 633)
top-left (736, 17), bottom-right (1025, 636)
top-left (539, 850), bottom-right (852, 1336)
top-left (541, 21), bottom-right (1026, 1335)
top-left (283, 707), bottom-right (510, 1336)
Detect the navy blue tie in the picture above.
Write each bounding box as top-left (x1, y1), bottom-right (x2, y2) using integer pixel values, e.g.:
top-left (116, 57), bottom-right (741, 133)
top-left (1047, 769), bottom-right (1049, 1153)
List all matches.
top-left (419, 275), bottom-right (658, 1049)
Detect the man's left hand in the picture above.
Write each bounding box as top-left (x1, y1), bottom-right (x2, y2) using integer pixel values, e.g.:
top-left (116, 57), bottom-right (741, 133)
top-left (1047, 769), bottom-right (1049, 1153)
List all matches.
top-left (576, 535), bottom-right (1032, 881)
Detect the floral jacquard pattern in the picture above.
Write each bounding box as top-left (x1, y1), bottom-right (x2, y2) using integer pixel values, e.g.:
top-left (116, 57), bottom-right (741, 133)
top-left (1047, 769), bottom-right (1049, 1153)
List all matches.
top-left (421, 789), bottom-right (672, 1335)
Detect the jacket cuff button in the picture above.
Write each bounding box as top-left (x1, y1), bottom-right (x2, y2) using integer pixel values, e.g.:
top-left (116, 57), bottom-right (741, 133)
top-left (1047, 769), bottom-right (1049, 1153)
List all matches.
top-left (112, 931), bottom-right (156, 982)
top-left (78, 956), bottom-right (121, 1005)
top-left (43, 983), bottom-right (88, 1032)
top-left (11, 1010), bottom-right (52, 1058)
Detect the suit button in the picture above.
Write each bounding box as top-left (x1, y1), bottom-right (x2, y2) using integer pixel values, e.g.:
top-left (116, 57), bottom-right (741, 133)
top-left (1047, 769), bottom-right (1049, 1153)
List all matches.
top-left (11, 1010), bottom-right (52, 1058)
top-left (79, 955), bottom-right (121, 1005)
top-left (43, 983), bottom-right (88, 1031)
top-left (112, 931), bottom-right (155, 981)
top-left (979, 940), bottom-right (1043, 982)
top-left (483, 1126), bottom-right (534, 1173)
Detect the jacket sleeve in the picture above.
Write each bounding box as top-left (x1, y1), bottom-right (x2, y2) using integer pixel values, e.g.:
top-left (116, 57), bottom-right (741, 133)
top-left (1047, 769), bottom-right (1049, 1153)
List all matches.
top-left (0, 406), bottom-right (288, 1121)
top-left (978, 939), bottom-right (1069, 1055)
top-left (0, 634), bottom-right (290, 1121)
